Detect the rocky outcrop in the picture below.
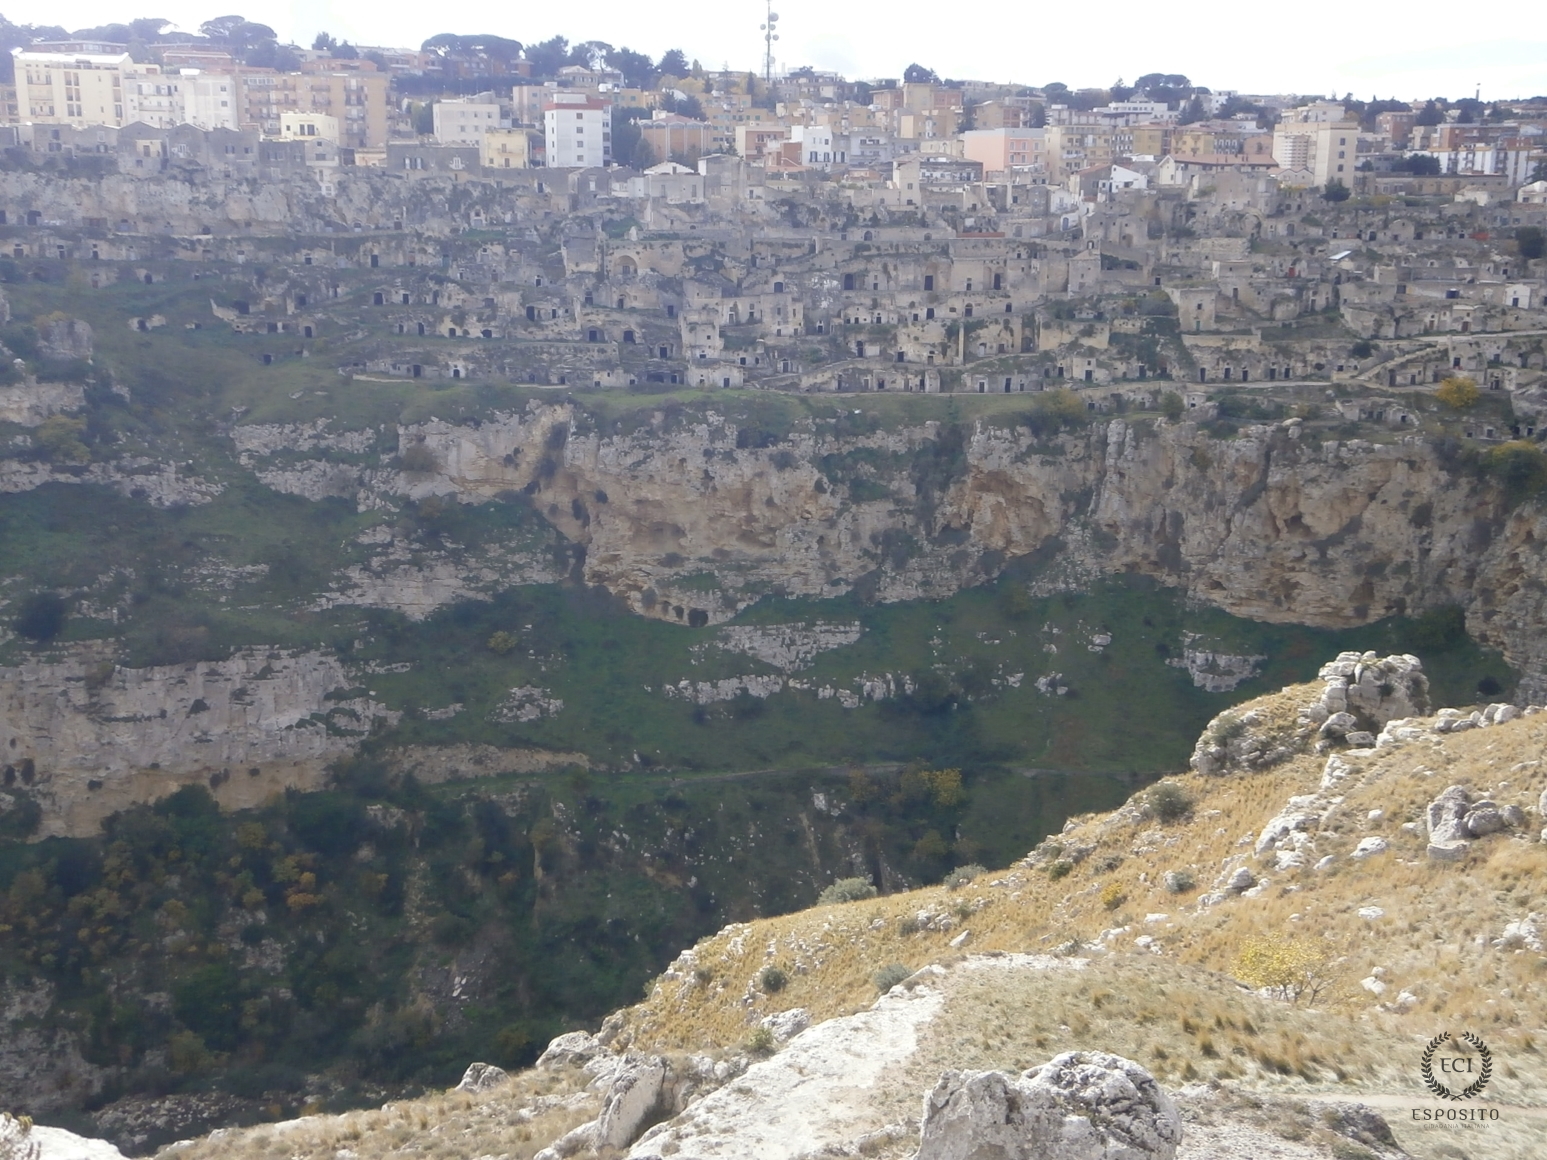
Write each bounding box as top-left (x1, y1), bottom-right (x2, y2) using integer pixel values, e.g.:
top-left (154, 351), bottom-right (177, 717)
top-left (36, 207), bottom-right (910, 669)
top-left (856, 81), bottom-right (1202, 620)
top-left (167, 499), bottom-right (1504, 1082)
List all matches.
top-left (0, 383), bottom-right (85, 427)
top-left (0, 981), bottom-right (108, 1117)
top-left (36, 318), bottom-right (93, 362)
top-left (0, 647), bottom-right (397, 837)
top-left (1425, 784), bottom-right (1530, 859)
top-left (1, 1112), bottom-right (126, 1160)
top-left (0, 457), bottom-right (224, 507)
top-left (1192, 653), bottom-right (1428, 776)
top-left (917, 1053), bottom-right (1182, 1160)
top-left (454, 1062), bottom-right (510, 1093)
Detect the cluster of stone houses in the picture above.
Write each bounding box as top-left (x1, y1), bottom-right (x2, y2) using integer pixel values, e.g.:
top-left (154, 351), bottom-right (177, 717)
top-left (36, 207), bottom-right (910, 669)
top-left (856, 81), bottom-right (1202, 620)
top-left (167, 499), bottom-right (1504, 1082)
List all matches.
top-left (0, 56), bottom-right (1545, 419)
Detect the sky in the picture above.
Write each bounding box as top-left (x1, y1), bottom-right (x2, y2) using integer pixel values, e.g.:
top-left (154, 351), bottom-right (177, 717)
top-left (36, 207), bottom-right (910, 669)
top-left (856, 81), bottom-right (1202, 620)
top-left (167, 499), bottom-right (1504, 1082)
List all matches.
top-left (4, 0), bottom-right (1545, 101)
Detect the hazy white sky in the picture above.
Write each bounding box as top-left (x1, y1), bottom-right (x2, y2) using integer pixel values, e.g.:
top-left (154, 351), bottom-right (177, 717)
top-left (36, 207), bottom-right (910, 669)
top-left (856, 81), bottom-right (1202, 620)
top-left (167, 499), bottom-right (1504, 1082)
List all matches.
top-left (6, 0), bottom-right (1545, 100)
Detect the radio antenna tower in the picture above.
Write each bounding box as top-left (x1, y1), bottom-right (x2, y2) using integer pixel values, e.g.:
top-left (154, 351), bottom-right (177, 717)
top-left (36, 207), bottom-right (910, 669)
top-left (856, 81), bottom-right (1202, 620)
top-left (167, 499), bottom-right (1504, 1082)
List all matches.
top-left (760, 2), bottom-right (780, 89)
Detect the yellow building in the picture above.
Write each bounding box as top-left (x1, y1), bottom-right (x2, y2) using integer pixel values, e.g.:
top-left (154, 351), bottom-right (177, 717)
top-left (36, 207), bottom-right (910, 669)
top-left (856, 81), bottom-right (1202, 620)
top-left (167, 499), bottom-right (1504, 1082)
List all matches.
top-left (481, 127), bottom-right (537, 168)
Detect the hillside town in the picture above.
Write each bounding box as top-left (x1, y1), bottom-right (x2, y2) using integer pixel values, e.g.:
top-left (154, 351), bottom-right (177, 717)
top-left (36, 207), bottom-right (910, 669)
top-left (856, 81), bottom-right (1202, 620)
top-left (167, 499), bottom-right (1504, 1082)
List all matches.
top-left (0, 18), bottom-right (1543, 405)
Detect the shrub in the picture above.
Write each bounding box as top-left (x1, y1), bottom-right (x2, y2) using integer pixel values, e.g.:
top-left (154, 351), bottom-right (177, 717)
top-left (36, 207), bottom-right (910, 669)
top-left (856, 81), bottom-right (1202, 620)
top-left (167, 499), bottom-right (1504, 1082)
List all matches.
top-left (1099, 881), bottom-right (1127, 911)
top-left (944, 864), bottom-right (987, 890)
top-left (1164, 869), bottom-right (1196, 894)
top-left (873, 963), bottom-right (912, 991)
top-left (399, 442), bottom-right (440, 473)
top-left (1232, 934), bottom-right (1332, 1003)
top-left (1047, 859), bottom-right (1074, 881)
top-left (10, 592), bottom-right (68, 642)
top-left (746, 1025), bottom-right (776, 1054)
top-left (1094, 853), bottom-right (1125, 874)
top-left (1160, 391), bottom-right (1184, 421)
top-left (1434, 376), bottom-right (1479, 409)
top-left (1480, 440), bottom-right (1547, 504)
top-left (817, 876), bottom-right (877, 905)
top-left (34, 415), bottom-right (90, 464)
top-left (1142, 781), bottom-right (1195, 823)
top-left (897, 915), bottom-right (921, 935)
top-left (759, 966), bottom-right (788, 993)
top-left (1205, 712), bottom-right (1246, 746)
top-left (486, 630), bottom-right (519, 655)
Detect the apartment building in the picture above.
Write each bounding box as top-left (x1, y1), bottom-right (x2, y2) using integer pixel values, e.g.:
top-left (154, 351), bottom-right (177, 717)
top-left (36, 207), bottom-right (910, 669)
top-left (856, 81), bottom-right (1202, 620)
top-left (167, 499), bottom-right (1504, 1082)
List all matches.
top-left (544, 93), bottom-right (611, 168)
top-left (14, 49), bottom-right (134, 127)
top-left (962, 127), bottom-right (1046, 175)
top-left (434, 96), bottom-right (503, 144)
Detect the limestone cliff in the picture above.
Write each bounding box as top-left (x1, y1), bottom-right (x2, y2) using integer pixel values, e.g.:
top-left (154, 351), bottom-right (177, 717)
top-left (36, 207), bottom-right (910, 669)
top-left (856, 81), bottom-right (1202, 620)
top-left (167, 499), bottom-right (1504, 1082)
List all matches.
top-left (249, 406), bottom-right (1533, 688)
top-left (0, 647), bottom-right (396, 838)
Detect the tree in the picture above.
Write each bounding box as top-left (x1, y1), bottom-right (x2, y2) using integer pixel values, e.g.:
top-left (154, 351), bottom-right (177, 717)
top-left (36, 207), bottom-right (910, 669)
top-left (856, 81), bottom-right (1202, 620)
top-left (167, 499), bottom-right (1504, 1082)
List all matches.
top-left (1322, 178), bottom-right (1351, 202)
top-left (1529, 160), bottom-right (1547, 184)
top-left (1396, 154), bottom-right (1441, 175)
top-left (198, 15), bottom-right (248, 41)
top-left (1516, 226), bottom-right (1545, 261)
top-left (903, 63), bottom-right (939, 84)
top-left (313, 31), bottom-right (336, 51)
top-left (1435, 376), bottom-right (1479, 409)
top-left (657, 48), bottom-right (689, 79)
top-left (611, 106), bottom-right (650, 167)
top-left (1415, 99), bottom-right (1443, 126)
top-left (607, 46), bottom-right (655, 89)
top-left (524, 35), bottom-right (570, 78)
top-left (1177, 96), bottom-right (1206, 124)
top-left (1233, 934), bottom-right (1333, 1003)
top-left (1160, 391), bottom-right (1185, 420)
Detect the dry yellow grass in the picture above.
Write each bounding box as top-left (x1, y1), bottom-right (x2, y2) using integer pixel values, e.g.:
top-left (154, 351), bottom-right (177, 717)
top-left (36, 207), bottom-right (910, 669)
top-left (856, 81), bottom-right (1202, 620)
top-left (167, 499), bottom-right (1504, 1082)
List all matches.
top-left (157, 1067), bottom-right (596, 1160)
top-left (611, 703), bottom-right (1547, 1109)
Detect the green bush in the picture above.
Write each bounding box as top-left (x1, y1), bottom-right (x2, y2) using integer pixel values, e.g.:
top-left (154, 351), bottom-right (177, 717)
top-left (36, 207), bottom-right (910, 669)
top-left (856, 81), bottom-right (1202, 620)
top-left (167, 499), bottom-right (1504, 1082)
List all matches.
top-left (1206, 712), bottom-right (1246, 746)
top-left (746, 1025), bottom-right (776, 1054)
top-left (872, 963), bottom-right (911, 991)
top-left (1143, 781), bottom-right (1195, 823)
top-left (1164, 869), bottom-right (1196, 893)
top-left (399, 442), bottom-right (440, 474)
top-left (759, 966), bottom-right (788, 993)
top-left (1046, 859), bottom-right (1073, 880)
top-left (11, 591), bottom-right (68, 642)
top-left (943, 864), bottom-right (987, 889)
top-left (1480, 440), bottom-right (1547, 505)
top-left (817, 876), bottom-right (877, 905)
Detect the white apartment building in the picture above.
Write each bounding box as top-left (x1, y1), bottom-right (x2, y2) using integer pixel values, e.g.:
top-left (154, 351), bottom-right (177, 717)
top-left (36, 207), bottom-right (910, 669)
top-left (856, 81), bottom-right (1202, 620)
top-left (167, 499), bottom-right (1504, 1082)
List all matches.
top-left (543, 93), bottom-right (611, 168)
top-left (791, 124), bottom-right (839, 168)
top-left (123, 73), bottom-right (183, 128)
top-left (180, 70), bottom-right (238, 132)
top-left (14, 49), bottom-right (133, 126)
top-left (433, 96), bottom-right (503, 144)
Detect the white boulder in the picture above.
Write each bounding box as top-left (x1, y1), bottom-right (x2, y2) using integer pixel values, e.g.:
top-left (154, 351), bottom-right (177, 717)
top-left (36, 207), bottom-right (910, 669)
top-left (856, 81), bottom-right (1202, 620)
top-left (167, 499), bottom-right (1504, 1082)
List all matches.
top-left (917, 1052), bottom-right (1182, 1160)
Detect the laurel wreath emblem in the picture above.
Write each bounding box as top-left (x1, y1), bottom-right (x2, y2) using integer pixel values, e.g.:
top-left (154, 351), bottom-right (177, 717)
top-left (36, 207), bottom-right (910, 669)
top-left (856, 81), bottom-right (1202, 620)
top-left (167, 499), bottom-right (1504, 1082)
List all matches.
top-left (1420, 1032), bottom-right (1492, 1100)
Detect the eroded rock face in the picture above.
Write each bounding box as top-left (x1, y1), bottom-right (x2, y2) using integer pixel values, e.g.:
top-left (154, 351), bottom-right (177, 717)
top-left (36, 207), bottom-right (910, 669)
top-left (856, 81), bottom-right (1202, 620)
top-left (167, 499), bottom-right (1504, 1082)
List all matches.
top-left (0, 647), bottom-right (397, 837)
top-left (917, 1052), bottom-right (1181, 1160)
top-left (239, 409), bottom-right (1535, 679)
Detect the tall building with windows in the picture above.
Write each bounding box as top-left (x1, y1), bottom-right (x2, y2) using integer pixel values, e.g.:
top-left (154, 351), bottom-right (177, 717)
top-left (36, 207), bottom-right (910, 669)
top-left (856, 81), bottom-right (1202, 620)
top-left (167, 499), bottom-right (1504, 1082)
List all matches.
top-left (543, 93), bottom-right (611, 168)
top-left (14, 48), bottom-right (135, 126)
